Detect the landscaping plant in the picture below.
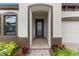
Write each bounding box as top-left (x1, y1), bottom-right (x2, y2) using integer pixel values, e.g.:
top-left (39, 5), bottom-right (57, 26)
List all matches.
top-left (50, 48), bottom-right (79, 56)
top-left (0, 41), bottom-right (17, 56)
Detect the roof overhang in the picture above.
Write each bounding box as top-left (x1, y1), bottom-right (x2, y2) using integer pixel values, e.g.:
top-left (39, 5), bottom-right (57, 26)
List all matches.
top-left (0, 3), bottom-right (19, 10)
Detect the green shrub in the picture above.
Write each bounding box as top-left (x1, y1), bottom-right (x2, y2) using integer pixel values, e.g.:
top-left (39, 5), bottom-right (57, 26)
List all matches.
top-left (50, 48), bottom-right (79, 56)
top-left (0, 41), bottom-right (17, 56)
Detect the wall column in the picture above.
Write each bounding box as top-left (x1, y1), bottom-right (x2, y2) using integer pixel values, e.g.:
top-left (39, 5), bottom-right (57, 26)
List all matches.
top-left (48, 8), bottom-right (51, 48)
top-left (30, 8), bottom-right (32, 47)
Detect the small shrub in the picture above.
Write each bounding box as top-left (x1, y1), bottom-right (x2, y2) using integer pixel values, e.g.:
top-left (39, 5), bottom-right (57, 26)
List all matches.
top-left (0, 41), bottom-right (17, 56)
top-left (50, 48), bottom-right (79, 56)
top-left (22, 47), bottom-right (29, 54)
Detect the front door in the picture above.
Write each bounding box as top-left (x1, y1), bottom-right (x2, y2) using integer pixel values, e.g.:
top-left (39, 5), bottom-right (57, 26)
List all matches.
top-left (35, 19), bottom-right (44, 37)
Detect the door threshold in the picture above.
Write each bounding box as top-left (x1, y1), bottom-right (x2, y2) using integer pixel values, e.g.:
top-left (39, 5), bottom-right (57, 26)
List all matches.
top-left (33, 37), bottom-right (47, 39)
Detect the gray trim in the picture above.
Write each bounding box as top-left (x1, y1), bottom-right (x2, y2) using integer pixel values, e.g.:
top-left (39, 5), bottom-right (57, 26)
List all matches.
top-left (0, 36), bottom-right (19, 44)
top-left (0, 13), bottom-right (2, 15)
top-left (18, 37), bottom-right (30, 48)
top-left (28, 5), bottom-right (30, 48)
top-left (51, 5), bottom-right (53, 43)
top-left (51, 37), bottom-right (62, 46)
top-left (0, 8), bottom-right (18, 10)
top-left (62, 17), bottom-right (79, 21)
top-left (0, 5), bottom-right (19, 10)
top-left (0, 37), bottom-right (30, 48)
top-left (28, 3), bottom-right (53, 8)
top-left (28, 3), bottom-right (53, 48)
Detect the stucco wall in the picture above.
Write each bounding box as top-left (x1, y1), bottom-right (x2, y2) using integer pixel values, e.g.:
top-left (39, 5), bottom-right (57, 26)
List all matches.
top-left (18, 3), bottom-right (62, 38)
top-left (0, 10), bottom-right (18, 14)
top-left (18, 3), bottom-right (29, 37)
top-left (52, 4), bottom-right (62, 37)
top-left (62, 11), bottom-right (79, 18)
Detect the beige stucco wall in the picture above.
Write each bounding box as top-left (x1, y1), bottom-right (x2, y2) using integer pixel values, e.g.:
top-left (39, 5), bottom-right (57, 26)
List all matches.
top-left (18, 3), bottom-right (29, 37)
top-left (18, 3), bottom-right (62, 37)
top-left (0, 10), bottom-right (18, 14)
top-left (62, 11), bottom-right (79, 18)
top-left (52, 4), bottom-right (62, 37)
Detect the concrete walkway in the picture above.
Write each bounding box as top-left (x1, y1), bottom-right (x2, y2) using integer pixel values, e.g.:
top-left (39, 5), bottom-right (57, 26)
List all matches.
top-left (25, 38), bottom-right (50, 56)
top-left (26, 49), bottom-right (50, 56)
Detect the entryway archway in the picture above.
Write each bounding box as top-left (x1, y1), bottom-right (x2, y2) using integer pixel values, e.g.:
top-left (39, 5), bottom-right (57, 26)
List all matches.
top-left (28, 4), bottom-right (52, 48)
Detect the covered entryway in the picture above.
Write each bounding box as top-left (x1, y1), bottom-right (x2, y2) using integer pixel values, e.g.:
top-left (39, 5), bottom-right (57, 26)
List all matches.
top-left (28, 4), bottom-right (52, 48)
top-left (62, 17), bottom-right (79, 49)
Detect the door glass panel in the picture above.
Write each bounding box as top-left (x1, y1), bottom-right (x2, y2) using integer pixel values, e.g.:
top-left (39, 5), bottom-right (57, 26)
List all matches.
top-left (37, 21), bottom-right (42, 36)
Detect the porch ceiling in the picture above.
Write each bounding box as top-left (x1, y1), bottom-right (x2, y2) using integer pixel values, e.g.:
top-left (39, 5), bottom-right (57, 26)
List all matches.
top-left (31, 5), bottom-right (50, 12)
top-left (32, 11), bottom-right (48, 16)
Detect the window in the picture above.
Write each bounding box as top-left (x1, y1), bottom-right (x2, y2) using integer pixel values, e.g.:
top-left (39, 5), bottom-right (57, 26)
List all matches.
top-left (4, 15), bottom-right (16, 35)
top-left (0, 15), bottom-right (1, 35)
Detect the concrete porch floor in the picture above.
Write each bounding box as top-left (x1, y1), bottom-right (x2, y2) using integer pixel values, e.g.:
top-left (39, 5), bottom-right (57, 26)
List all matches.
top-left (31, 38), bottom-right (49, 49)
top-left (26, 38), bottom-right (50, 56)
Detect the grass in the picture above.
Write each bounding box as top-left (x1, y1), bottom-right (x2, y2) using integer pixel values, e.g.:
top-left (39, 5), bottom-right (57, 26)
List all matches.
top-left (50, 48), bottom-right (79, 56)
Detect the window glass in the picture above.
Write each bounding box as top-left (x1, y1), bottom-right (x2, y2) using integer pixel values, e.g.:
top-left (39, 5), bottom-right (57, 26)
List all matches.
top-left (4, 15), bottom-right (16, 35)
top-left (0, 15), bottom-right (1, 35)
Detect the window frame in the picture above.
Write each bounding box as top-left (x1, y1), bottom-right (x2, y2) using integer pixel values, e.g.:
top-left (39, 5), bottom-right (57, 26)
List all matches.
top-left (4, 15), bottom-right (17, 36)
top-left (2, 12), bottom-right (18, 37)
top-left (0, 15), bottom-right (1, 35)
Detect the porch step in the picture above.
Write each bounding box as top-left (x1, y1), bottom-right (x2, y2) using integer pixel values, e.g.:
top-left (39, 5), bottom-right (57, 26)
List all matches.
top-left (25, 38), bottom-right (50, 56)
top-left (26, 49), bottom-right (50, 56)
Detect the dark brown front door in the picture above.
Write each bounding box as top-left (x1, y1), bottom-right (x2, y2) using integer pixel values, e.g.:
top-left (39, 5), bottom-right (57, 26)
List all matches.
top-left (35, 19), bottom-right (44, 37)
